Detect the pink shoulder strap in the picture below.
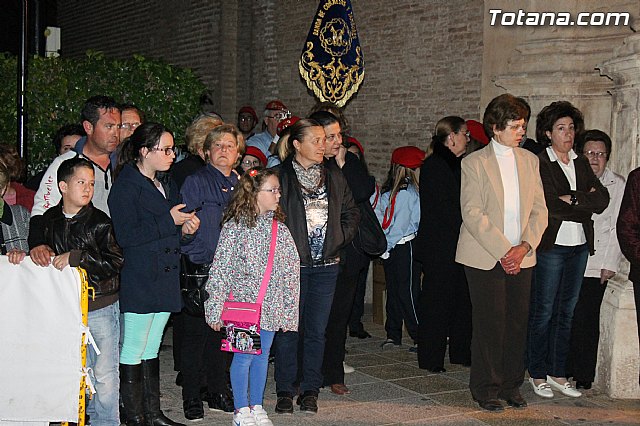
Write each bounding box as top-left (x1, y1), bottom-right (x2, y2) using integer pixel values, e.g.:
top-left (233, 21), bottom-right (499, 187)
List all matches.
top-left (229, 219), bottom-right (278, 304)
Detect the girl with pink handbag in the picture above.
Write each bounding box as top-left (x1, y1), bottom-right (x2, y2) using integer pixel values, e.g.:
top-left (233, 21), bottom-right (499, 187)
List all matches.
top-left (205, 168), bottom-right (300, 426)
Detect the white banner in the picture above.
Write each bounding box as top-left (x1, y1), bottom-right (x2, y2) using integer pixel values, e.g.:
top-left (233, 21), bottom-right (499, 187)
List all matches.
top-left (0, 256), bottom-right (82, 422)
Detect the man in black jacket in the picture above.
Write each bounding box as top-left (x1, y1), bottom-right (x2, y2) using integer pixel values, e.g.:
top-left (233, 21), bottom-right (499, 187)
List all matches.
top-left (273, 118), bottom-right (360, 415)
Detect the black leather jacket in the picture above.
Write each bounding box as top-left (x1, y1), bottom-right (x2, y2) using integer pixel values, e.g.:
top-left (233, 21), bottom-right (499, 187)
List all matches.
top-left (37, 203), bottom-right (123, 309)
top-left (277, 156), bottom-right (360, 267)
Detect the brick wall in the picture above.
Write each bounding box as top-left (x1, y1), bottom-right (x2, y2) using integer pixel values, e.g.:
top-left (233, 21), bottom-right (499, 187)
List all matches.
top-left (57, 0), bottom-right (484, 180)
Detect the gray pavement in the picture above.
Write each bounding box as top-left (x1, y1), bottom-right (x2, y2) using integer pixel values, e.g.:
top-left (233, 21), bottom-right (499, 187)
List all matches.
top-left (157, 321), bottom-right (640, 426)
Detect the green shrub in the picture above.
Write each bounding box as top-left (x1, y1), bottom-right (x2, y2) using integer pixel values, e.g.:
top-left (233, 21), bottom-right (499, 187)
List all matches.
top-left (0, 51), bottom-right (206, 174)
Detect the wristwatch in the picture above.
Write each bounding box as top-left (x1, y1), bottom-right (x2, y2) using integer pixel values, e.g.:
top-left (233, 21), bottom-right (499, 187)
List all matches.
top-left (570, 193), bottom-right (578, 206)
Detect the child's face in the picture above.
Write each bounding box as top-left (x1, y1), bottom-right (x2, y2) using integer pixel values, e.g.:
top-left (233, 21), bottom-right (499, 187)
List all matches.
top-left (59, 166), bottom-right (95, 213)
top-left (256, 175), bottom-right (281, 214)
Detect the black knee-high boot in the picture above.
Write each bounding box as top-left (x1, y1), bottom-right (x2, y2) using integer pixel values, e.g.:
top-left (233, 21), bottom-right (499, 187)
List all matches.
top-left (120, 364), bottom-right (146, 426)
top-left (141, 358), bottom-right (185, 426)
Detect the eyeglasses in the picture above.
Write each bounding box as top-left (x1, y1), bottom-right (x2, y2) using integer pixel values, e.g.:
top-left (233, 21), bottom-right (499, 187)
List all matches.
top-left (239, 115), bottom-right (254, 122)
top-left (242, 159), bottom-right (261, 166)
top-left (260, 187), bottom-right (281, 194)
top-left (506, 124), bottom-right (527, 132)
top-left (457, 130), bottom-right (470, 138)
top-left (267, 111), bottom-right (291, 121)
top-left (121, 122), bottom-right (141, 131)
top-left (584, 150), bottom-right (608, 159)
top-left (150, 146), bottom-right (176, 156)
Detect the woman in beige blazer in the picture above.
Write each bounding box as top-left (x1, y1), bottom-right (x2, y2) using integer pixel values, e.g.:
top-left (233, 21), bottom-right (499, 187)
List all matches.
top-left (456, 94), bottom-right (548, 412)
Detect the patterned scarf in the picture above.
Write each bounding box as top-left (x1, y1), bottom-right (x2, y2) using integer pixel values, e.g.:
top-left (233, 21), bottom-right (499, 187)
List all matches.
top-left (292, 160), bottom-right (325, 195)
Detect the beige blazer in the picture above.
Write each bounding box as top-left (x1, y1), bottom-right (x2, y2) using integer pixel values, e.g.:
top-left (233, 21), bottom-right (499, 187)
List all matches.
top-left (455, 143), bottom-right (548, 270)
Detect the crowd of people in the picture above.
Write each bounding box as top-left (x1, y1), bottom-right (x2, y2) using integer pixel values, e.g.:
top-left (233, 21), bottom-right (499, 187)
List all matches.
top-left (1, 91), bottom-right (639, 426)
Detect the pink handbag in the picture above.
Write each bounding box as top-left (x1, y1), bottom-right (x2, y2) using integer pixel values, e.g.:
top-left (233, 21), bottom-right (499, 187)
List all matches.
top-left (220, 219), bottom-right (278, 355)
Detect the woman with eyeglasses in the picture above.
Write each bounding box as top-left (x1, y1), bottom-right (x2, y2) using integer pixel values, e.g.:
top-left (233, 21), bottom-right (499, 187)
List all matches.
top-left (566, 129), bottom-right (625, 391)
top-left (238, 146), bottom-right (267, 174)
top-left (108, 122), bottom-right (200, 426)
top-left (455, 95), bottom-right (548, 411)
top-left (177, 124), bottom-right (244, 420)
top-left (527, 102), bottom-right (609, 400)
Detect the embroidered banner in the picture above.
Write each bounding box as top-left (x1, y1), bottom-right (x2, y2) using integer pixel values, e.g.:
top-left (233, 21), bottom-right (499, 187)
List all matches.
top-left (299, 0), bottom-right (365, 107)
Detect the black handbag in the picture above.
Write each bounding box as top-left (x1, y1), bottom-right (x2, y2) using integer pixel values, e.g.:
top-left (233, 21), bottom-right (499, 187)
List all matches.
top-left (352, 201), bottom-right (387, 257)
top-left (179, 255), bottom-right (211, 316)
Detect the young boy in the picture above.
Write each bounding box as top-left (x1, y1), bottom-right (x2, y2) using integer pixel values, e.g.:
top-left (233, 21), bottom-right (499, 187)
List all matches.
top-left (26, 157), bottom-right (123, 425)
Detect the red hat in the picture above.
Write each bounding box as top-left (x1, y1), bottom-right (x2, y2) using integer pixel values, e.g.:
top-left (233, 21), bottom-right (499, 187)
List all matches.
top-left (391, 146), bottom-right (426, 169)
top-left (466, 119), bottom-right (489, 145)
top-left (244, 146), bottom-right (268, 166)
top-left (346, 136), bottom-right (364, 154)
top-left (238, 106), bottom-right (258, 123)
top-left (277, 116), bottom-right (301, 136)
top-left (265, 100), bottom-right (288, 112)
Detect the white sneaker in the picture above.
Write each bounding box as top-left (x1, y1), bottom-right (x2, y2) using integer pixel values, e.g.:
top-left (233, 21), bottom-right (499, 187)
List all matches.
top-left (343, 362), bottom-right (355, 374)
top-left (250, 405), bottom-right (273, 426)
top-left (547, 376), bottom-right (582, 397)
top-left (529, 378), bottom-right (554, 398)
top-left (233, 407), bottom-right (257, 426)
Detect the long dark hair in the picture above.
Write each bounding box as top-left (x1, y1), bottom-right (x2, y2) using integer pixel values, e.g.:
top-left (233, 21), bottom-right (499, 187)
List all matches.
top-left (115, 122), bottom-right (172, 178)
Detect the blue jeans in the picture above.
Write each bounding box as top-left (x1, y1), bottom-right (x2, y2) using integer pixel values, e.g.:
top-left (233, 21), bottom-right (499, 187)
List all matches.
top-left (230, 330), bottom-right (276, 409)
top-left (527, 244), bottom-right (588, 379)
top-left (274, 264), bottom-right (339, 396)
top-left (86, 301), bottom-right (121, 426)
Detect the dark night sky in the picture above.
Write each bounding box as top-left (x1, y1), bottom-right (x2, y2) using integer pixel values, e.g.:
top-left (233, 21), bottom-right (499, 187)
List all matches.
top-left (0, 0), bottom-right (57, 55)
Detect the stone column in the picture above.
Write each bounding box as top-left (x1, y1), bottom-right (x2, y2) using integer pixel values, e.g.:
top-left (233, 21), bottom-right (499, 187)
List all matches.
top-left (595, 33), bottom-right (640, 399)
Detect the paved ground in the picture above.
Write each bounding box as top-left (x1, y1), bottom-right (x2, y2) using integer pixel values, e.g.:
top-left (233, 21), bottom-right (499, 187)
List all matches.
top-left (157, 320), bottom-right (640, 426)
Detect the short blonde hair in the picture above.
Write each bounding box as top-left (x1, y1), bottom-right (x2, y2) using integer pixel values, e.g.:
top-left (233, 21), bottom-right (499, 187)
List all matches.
top-left (185, 114), bottom-right (224, 155)
top-left (203, 124), bottom-right (246, 167)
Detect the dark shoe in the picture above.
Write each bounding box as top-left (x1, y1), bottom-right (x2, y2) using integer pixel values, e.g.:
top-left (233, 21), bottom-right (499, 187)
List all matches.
top-left (380, 338), bottom-right (401, 350)
top-left (182, 398), bottom-right (204, 421)
top-left (504, 394), bottom-right (528, 409)
top-left (202, 391), bottom-right (234, 413)
top-left (120, 364), bottom-right (146, 426)
top-left (576, 381), bottom-right (592, 390)
top-left (427, 366), bottom-right (446, 373)
top-left (477, 399), bottom-right (504, 412)
top-left (330, 384), bottom-right (350, 395)
top-left (141, 358), bottom-right (185, 426)
top-left (349, 329), bottom-right (372, 339)
top-left (275, 395), bottom-right (293, 414)
top-left (296, 392), bottom-right (318, 414)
